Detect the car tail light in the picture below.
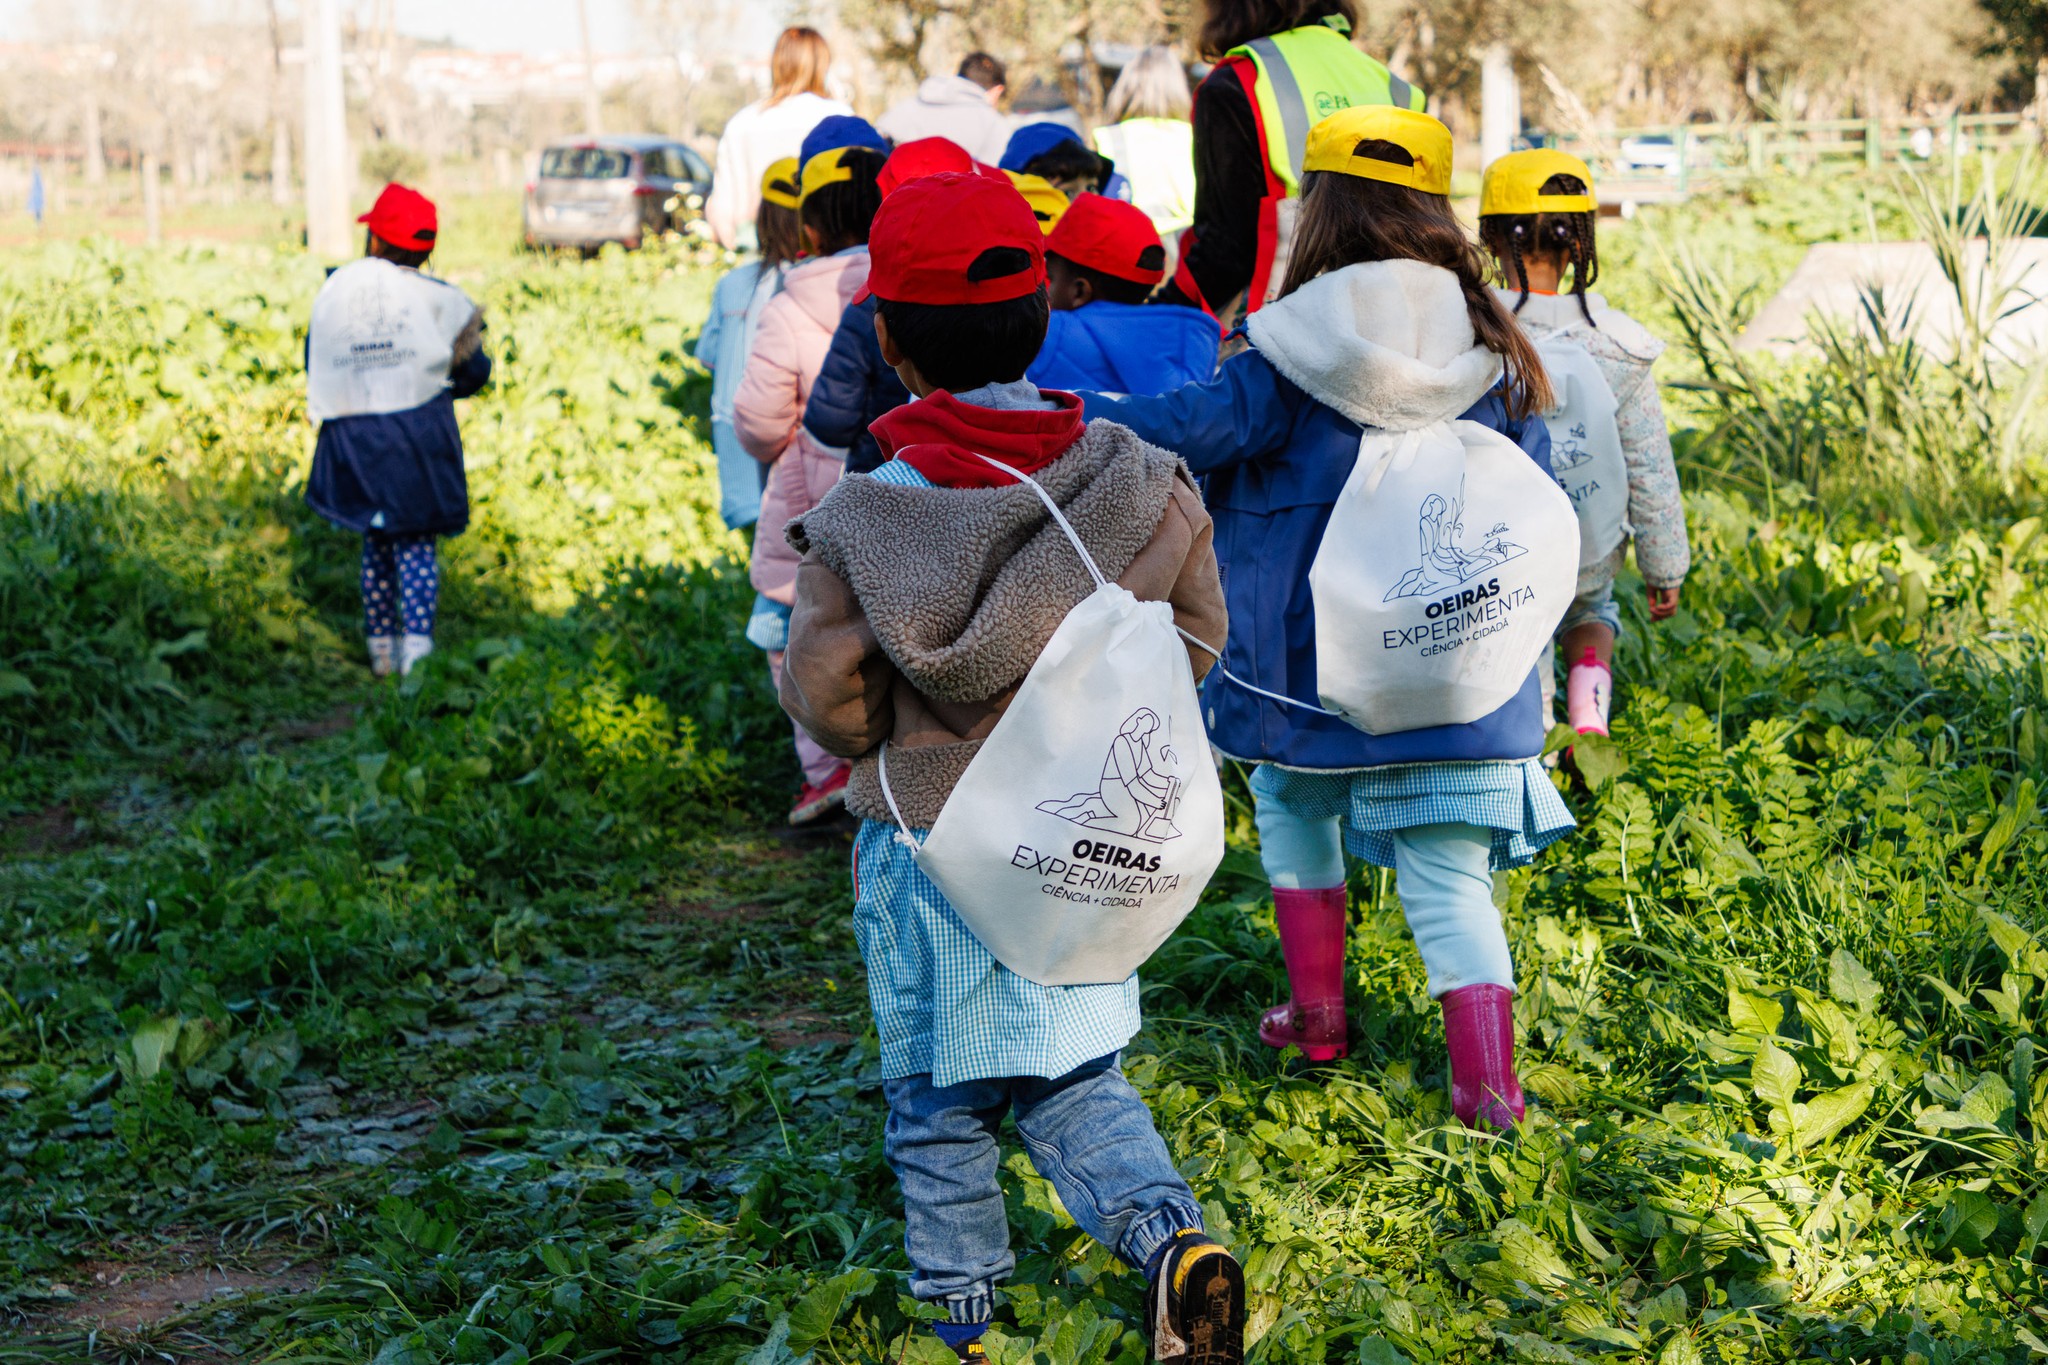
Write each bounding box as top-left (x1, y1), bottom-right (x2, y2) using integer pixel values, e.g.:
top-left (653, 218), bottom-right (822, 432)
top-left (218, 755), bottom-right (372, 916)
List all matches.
top-left (633, 184), bottom-right (662, 197)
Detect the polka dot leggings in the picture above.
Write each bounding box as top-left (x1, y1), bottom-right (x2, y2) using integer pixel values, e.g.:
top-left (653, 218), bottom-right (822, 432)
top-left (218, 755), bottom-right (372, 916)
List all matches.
top-left (361, 533), bottom-right (439, 639)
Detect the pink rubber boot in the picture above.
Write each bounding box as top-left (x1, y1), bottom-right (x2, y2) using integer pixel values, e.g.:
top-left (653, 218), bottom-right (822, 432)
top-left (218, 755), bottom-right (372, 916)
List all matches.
top-left (1258, 886), bottom-right (1349, 1061)
top-left (1565, 647), bottom-right (1611, 736)
top-left (1441, 984), bottom-right (1525, 1129)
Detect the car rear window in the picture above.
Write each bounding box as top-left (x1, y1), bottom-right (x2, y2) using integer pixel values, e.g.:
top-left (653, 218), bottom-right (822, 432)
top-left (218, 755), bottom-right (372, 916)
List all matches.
top-left (540, 147), bottom-right (633, 180)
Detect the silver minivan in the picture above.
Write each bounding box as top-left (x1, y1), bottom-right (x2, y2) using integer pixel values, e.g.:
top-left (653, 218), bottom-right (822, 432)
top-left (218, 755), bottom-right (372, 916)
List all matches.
top-left (523, 135), bottom-right (713, 252)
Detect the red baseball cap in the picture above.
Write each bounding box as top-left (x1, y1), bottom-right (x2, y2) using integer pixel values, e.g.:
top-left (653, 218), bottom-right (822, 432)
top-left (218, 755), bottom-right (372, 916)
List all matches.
top-left (358, 183), bottom-right (437, 252)
top-left (863, 171), bottom-right (1046, 306)
top-left (1046, 193), bottom-right (1166, 287)
top-left (878, 138), bottom-right (977, 198)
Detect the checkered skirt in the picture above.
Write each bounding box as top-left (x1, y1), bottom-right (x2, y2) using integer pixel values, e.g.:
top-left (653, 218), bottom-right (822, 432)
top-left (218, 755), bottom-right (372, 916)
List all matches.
top-left (851, 821), bottom-right (1142, 1088)
top-left (1250, 758), bottom-right (1575, 870)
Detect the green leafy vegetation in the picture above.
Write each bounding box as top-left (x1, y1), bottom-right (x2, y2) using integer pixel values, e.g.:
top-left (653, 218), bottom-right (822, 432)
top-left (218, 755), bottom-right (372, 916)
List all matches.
top-left (3, 180), bottom-right (2046, 1363)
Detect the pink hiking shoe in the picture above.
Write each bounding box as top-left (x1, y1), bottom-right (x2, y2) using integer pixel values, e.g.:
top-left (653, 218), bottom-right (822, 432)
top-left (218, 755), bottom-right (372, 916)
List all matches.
top-left (1441, 983), bottom-right (1525, 1129)
top-left (1257, 886), bottom-right (1349, 1062)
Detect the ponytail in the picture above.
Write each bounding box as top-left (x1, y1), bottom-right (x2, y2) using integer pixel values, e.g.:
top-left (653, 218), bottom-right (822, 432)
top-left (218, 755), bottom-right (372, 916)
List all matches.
top-left (1282, 151), bottom-right (1553, 421)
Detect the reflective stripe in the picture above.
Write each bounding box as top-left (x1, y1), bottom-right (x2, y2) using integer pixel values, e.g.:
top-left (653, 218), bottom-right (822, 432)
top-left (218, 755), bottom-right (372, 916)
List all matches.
top-left (1388, 71), bottom-right (1422, 110)
top-left (1246, 36), bottom-right (1311, 188)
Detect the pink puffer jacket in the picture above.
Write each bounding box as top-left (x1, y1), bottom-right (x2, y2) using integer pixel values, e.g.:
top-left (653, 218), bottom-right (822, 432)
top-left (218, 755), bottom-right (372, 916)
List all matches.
top-left (735, 248), bottom-right (870, 603)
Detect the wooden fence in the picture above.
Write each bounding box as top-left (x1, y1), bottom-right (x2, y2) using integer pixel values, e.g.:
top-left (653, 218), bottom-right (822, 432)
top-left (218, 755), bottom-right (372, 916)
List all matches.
top-left (1552, 113), bottom-right (2043, 200)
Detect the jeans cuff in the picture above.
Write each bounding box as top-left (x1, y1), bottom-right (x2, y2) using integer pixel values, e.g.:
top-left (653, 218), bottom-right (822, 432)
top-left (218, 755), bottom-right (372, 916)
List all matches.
top-left (1119, 1201), bottom-right (1206, 1275)
top-left (943, 1286), bottom-right (996, 1325)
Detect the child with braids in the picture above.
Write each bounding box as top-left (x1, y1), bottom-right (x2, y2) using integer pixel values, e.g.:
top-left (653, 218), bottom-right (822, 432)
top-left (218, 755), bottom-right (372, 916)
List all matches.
top-left (1082, 108), bottom-right (1574, 1128)
top-left (1478, 150), bottom-right (1690, 737)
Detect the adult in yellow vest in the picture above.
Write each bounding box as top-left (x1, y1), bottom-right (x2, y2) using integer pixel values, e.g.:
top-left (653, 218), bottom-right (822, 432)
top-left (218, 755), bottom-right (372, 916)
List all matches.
top-left (1155, 0), bottom-right (1425, 322)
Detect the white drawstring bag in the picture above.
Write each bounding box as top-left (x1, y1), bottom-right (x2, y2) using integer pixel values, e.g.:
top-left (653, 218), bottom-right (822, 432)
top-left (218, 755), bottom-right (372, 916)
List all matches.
top-left (307, 258), bottom-right (478, 421)
top-left (878, 455), bottom-right (1225, 988)
top-left (1534, 336), bottom-right (1630, 570)
top-left (1307, 420), bottom-right (1579, 733)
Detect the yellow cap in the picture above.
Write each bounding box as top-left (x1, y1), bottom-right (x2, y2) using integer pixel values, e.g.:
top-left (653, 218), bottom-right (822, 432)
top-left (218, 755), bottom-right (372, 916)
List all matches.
top-left (799, 146), bottom-right (861, 203)
top-left (1004, 170), bottom-right (1070, 234)
top-left (1480, 149), bottom-right (1596, 217)
top-left (1302, 106), bottom-right (1453, 196)
top-left (759, 157), bottom-right (801, 210)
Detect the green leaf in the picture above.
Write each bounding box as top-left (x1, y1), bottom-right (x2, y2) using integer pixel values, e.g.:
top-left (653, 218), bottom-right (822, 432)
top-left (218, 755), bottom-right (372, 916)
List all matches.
top-left (1728, 987), bottom-right (1785, 1037)
top-left (1357, 1340), bottom-right (1412, 1365)
top-left (1658, 1334), bottom-right (1706, 1365)
top-left (1751, 1038), bottom-right (1801, 1113)
top-left (0, 670), bottom-right (37, 698)
top-left (1791, 1081), bottom-right (1872, 1150)
top-left (785, 1268), bottom-right (876, 1351)
top-left (123, 1016), bottom-right (181, 1083)
top-left (1571, 730), bottom-right (1630, 789)
top-left (1827, 948), bottom-right (1881, 1012)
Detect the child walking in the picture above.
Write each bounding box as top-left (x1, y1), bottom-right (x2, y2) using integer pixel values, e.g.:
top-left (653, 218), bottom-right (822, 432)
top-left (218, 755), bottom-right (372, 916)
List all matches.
top-left (803, 138), bottom-right (979, 475)
top-left (1479, 150), bottom-right (1691, 736)
top-left (1082, 109), bottom-right (1574, 1129)
top-left (305, 183), bottom-right (492, 678)
top-left (1029, 193), bottom-right (1218, 395)
top-left (694, 158), bottom-right (806, 531)
top-left (778, 171), bottom-right (1244, 1361)
top-left (734, 145), bottom-right (886, 825)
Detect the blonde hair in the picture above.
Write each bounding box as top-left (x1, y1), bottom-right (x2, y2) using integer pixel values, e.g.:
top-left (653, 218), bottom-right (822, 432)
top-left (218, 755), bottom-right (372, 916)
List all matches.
top-left (1105, 46), bottom-right (1193, 123)
top-left (767, 27), bottom-right (832, 105)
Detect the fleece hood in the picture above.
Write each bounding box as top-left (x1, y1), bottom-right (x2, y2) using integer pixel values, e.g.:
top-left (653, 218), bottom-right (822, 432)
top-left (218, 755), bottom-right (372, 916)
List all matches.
top-left (1245, 259), bottom-right (1503, 432)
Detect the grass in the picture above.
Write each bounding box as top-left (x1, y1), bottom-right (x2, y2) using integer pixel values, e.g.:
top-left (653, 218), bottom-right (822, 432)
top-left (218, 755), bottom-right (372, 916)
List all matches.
top-left (2, 169), bottom-right (2046, 1363)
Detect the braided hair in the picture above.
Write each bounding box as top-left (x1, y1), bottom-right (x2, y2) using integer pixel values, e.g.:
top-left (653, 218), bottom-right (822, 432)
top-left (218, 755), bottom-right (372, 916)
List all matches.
top-left (1478, 172), bottom-right (1599, 326)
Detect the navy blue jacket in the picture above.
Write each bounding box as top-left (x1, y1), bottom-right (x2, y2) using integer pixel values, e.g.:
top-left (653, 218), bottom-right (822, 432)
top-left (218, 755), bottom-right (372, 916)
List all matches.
top-left (305, 347), bottom-right (492, 538)
top-left (1083, 347), bottom-right (1552, 770)
top-left (1027, 301), bottom-right (1219, 396)
top-left (804, 294), bottom-right (910, 475)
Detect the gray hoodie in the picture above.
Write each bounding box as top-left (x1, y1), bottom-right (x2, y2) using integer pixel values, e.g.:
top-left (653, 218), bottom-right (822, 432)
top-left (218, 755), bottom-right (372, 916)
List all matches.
top-left (876, 75), bottom-right (1013, 165)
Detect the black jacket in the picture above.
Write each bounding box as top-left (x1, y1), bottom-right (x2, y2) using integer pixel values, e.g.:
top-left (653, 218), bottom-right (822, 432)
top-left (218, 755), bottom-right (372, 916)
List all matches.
top-left (1155, 57), bottom-right (1264, 319)
top-left (801, 295), bottom-right (911, 475)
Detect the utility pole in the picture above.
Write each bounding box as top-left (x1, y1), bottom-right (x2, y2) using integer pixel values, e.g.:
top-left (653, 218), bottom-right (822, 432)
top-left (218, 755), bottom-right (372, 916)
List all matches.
top-left (1480, 44), bottom-right (1520, 168)
top-left (303, 0), bottom-right (352, 257)
top-left (577, 0), bottom-right (603, 136)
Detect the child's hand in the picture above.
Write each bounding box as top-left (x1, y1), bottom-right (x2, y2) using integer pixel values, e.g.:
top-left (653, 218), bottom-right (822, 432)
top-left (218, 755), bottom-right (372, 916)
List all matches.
top-left (1647, 584), bottom-right (1681, 621)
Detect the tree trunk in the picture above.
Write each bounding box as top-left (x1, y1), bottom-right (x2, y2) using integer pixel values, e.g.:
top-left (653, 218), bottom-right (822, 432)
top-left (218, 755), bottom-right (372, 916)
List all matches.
top-left (142, 149), bottom-right (162, 246)
top-left (272, 118), bottom-right (292, 206)
top-left (82, 95), bottom-right (106, 188)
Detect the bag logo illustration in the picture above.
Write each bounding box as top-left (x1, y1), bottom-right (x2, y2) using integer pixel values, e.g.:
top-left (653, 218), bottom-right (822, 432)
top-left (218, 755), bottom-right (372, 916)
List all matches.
top-left (1551, 420), bottom-right (1593, 473)
top-left (1036, 708), bottom-right (1188, 844)
top-left (1383, 481), bottom-right (1528, 601)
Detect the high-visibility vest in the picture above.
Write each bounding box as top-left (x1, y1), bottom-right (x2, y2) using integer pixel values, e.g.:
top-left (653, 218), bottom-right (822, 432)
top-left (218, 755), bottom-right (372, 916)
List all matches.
top-left (1227, 20), bottom-right (1425, 309)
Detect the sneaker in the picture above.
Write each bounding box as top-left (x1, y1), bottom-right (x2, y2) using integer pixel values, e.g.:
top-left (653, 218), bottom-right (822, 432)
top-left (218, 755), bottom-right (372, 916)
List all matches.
top-left (397, 633), bottom-right (435, 677)
top-left (367, 635), bottom-right (397, 678)
top-left (1147, 1231), bottom-right (1245, 1364)
top-left (788, 763), bottom-right (851, 826)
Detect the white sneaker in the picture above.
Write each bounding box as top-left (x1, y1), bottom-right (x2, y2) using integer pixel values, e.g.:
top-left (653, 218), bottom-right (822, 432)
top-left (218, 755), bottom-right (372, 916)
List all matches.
top-left (397, 634), bottom-right (435, 676)
top-left (367, 635), bottom-right (397, 678)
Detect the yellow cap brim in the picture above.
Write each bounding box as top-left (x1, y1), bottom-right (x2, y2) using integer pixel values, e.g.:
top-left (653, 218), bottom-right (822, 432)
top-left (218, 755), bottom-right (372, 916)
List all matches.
top-left (800, 150), bottom-right (856, 203)
top-left (1301, 106), bottom-right (1453, 197)
top-left (1479, 150), bottom-right (1597, 217)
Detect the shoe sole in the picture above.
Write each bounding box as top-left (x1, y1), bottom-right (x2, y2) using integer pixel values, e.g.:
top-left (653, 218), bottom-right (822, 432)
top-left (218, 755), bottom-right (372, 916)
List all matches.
top-left (1176, 1250), bottom-right (1246, 1365)
top-left (1257, 1033), bottom-right (1348, 1061)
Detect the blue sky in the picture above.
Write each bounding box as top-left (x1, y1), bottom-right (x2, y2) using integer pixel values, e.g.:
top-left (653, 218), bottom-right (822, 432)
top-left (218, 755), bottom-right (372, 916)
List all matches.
top-left (0, 1), bottom-right (785, 56)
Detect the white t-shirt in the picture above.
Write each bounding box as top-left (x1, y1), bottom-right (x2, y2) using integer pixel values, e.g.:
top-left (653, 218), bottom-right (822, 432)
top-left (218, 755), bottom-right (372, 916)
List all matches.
top-left (705, 91), bottom-right (855, 248)
top-left (307, 258), bottom-right (478, 420)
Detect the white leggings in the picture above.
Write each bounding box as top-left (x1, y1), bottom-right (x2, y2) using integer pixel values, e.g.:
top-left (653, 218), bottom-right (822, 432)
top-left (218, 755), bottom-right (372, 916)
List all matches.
top-left (1254, 798), bottom-right (1514, 996)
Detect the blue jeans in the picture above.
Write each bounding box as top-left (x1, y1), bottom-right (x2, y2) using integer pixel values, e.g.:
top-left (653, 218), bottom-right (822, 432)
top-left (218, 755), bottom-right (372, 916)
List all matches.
top-left (882, 1052), bottom-right (1203, 1323)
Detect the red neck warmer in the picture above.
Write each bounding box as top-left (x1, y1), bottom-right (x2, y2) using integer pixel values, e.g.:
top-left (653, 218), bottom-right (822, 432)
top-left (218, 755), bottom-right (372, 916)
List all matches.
top-left (869, 389), bottom-right (1086, 489)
